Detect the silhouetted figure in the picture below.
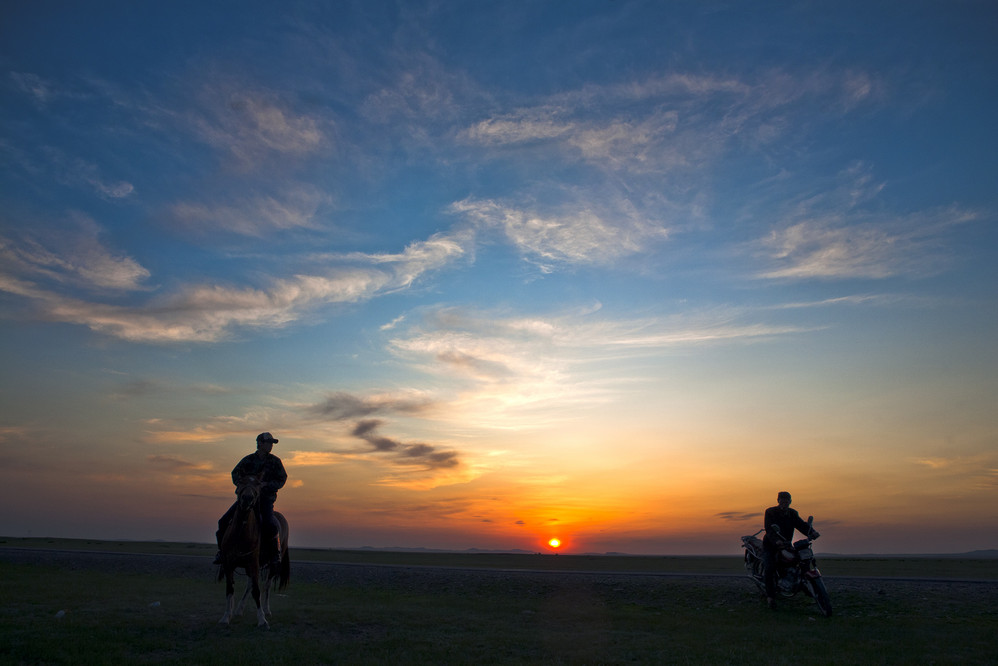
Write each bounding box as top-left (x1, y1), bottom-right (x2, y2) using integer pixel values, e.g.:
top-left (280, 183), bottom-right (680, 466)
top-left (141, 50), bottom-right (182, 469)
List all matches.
top-left (213, 432), bottom-right (288, 567)
top-left (762, 491), bottom-right (819, 609)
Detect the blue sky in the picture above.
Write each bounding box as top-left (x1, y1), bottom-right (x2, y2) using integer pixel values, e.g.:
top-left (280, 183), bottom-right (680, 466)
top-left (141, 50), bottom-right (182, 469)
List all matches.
top-left (2, 1), bottom-right (997, 554)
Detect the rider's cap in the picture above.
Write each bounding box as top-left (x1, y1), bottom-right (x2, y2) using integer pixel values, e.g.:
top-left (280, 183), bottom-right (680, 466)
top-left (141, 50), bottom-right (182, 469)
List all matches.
top-left (777, 491), bottom-right (791, 501)
top-left (257, 432), bottom-right (279, 444)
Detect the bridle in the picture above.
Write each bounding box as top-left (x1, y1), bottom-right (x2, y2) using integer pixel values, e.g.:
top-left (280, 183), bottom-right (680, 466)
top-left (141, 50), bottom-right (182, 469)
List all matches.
top-left (228, 479), bottom-right (263, 560)
top-left (235, 478), bottom-right (262, 512)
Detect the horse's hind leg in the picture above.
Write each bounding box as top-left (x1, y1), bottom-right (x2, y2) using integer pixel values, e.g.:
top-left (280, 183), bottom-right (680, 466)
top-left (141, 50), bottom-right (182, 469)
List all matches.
top-left (261, 570), bottom-right (273, 617)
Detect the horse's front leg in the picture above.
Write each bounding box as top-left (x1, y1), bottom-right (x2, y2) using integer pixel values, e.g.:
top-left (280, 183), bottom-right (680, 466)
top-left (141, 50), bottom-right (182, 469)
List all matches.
top-left (218, 569), bottom-right (235, 625)
top-left (235, 575), bottom-right (253, 616)
top-left (248, 565), bottom-right (268, 628)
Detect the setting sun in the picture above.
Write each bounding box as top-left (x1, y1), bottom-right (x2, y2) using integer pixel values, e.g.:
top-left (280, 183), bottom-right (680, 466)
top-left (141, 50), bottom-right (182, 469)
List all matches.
top-left (548, 538), bottom-right (561, 548)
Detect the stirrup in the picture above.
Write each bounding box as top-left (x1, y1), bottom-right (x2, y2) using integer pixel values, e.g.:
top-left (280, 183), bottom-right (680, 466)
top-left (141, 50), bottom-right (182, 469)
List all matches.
top-left (269, 538), bottom-right (282, 567)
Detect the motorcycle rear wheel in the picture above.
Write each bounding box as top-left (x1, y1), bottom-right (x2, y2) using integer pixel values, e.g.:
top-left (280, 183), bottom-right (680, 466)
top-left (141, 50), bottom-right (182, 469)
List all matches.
top-left (810, 578), bottom-right (833, 617)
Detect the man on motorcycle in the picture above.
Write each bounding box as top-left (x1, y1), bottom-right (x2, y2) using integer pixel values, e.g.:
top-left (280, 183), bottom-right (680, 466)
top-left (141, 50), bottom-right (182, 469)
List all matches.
top-left (762, 491), bottom-right (819, 609)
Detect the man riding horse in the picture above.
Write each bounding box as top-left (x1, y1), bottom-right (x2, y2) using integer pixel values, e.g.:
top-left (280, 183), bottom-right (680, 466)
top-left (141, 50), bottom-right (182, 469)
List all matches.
top-left (213, 432), bottom-right (288, 568)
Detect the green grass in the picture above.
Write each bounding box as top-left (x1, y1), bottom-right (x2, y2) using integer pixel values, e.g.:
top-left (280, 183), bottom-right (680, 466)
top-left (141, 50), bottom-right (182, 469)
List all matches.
top-left (2, 540), bottom-right (996, 664)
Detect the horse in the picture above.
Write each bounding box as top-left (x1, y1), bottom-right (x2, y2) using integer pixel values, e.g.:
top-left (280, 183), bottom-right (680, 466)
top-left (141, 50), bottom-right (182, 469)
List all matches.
top-left (234, 513), bottom-right (289, 621)
top-left (216, 477), bottom-right (290, 628)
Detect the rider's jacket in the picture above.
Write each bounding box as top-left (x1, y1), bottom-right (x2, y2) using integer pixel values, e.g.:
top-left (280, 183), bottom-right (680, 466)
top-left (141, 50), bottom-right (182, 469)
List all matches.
top-left (231, 452), bottom-right (288, 501)
top-left (763, 506), bottom-right (811, 550)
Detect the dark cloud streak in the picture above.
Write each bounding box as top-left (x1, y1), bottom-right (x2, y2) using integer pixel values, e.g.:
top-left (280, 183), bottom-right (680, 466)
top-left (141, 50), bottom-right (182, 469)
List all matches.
top-left (716, 511), bottom-right (760, 522)
top-left (351, 419), bottom-right (459, 469)
top-left (147, 454), bottom-right (208, 471)
top-left (306, 391), bottom-right (434, 421)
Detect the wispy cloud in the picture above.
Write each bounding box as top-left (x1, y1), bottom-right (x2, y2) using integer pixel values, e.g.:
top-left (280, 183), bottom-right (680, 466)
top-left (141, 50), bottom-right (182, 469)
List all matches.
top-left (108, 378), bottom-right (230, 401)
top-left (7, 71), bottom-right (94, 107)
top-left (0, 226), bottom-right (473, 343)
top-left (39, 148), bottom-right (136, 200)
top-left (913, 458), bottom-right (951, 470)
top-left (147, 455), bottom-right (214, 472)
top-left (463, 69), bottom-right (881, 173)
top-left (69, 70), bottom-right (331, 175)
top-left (169, 186), bottom-right (328, 237)
top-left (143, 427), bottom-right (235, 444)
top-left (58, 158), bottom-right (135, 201)
top-left (389, 307), bottom-right (563, 387)
top-left (393, 304), bottom-right (813, 367)
top-left (452, 197), bottom-right (668, 268)
top-left (771, 294), bottom-right (896, 309)
top-left (286, 451), bottom-right (343, 467)
top-left (4, 79), bottom-right (135, 199)
top-left (0, 426), bottom-right (32, 443)
top-left (910, 453), bottom-right (998, 493)
top-left (10, 71), bottom-right (57, 104)
top-left (751, 163), bottom-right (980, 281)
top-left (187, 81), bottom-right (327, 167)
top-left (359, 50), bottom-right (469, 127)
top-left (463, 110), bottom-right (573, 145)
top-left (336, 227), bottom-right (476, 288)
top-left (387, 304), bottom-right (813, 428)
top-left (28, 268), bottom-right (387, 343)
top-left (452, 67), bottom-right (890, 276)
top-left (758, 205), bottom-right (979, 280)
top-left (0, 215), bottom-right (150, 293)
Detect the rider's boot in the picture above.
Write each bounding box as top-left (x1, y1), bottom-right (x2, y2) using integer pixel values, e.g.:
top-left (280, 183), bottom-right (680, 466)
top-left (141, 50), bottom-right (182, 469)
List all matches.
top-left (212, 530), bottom-right (224, 565)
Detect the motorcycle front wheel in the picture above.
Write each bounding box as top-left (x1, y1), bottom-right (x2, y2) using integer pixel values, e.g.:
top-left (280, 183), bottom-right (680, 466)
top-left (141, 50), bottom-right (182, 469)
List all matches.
top-left (809, 578), bottom-right (833, 617)
top-left (744, 552), bottom-right (765, 591)
top-left (744, 551), bottom-right (760, 575)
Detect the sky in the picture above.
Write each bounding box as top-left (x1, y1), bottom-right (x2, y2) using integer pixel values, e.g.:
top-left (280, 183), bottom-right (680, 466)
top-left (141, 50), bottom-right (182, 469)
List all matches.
top-left (2, 1), bottom-right (997, 555)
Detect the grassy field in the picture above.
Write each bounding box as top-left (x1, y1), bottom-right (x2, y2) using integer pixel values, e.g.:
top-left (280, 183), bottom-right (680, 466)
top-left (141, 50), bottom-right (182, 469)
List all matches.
top-left (2, 538), bottom-right (996, 664)
top-left (3, 536), bottom-right (996, 579)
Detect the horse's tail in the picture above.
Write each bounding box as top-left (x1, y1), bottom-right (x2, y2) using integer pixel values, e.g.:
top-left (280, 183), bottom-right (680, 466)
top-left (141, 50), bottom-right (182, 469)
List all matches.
top-left (276, 511), bottom-right (290, 590)
top-left (278, 548), bottom-right (290, 590)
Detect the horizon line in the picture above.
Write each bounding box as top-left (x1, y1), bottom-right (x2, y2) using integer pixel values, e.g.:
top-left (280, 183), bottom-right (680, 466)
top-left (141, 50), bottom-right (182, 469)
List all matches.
top-left (3, 535), bottom-right (996, 559)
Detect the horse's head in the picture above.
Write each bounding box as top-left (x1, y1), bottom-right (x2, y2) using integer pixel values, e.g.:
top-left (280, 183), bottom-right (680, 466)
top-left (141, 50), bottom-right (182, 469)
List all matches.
top-left (235, 476), bottom-right (261, 511)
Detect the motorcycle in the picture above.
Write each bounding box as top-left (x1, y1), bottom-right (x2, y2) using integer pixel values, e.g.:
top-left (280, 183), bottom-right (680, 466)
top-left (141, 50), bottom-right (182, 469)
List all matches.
top-left (741, 516), bottom-right (833, 616)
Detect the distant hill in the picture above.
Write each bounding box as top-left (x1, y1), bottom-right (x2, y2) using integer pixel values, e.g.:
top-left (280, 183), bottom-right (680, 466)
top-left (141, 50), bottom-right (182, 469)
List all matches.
top-left (350, 546), bottom-right (998, 560)
top-left (355, 546), bottom-right (998, 558)
top-left (356, 545), bottom-right (537, 555)
top-left (937, 549), bottom-right (998, 559)
top-left (822, 549), bottom-right (998, 559)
